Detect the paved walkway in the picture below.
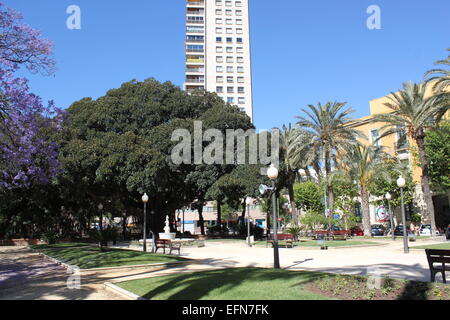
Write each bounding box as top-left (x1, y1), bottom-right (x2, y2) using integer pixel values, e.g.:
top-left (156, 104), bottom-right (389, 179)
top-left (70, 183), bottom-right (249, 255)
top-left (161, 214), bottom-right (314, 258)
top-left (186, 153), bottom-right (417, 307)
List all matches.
top-left (0, 246), bottom-right (121, 300)
top-left (173, 238), bottom-right (449, 283)
top-left (111, 237), bottom-right (449, 284)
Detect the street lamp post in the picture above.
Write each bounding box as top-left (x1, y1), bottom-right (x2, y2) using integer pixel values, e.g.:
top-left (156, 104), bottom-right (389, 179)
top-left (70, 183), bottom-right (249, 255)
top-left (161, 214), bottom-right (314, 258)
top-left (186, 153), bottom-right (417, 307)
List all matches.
top-left (142, 193), bottom-right (149, 252)
top-left (267, 164), bottom-right (280, 269)
top-left (386, 192), bottom-right (394, 241)
top-left (397, 177), bottom-right (409, 254)
top-left (246, 197), bottom-right (252, 247)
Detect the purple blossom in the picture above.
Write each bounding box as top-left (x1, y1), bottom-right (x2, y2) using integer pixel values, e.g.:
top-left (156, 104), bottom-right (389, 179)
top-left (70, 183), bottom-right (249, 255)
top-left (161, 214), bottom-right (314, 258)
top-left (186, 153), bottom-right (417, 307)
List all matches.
top-left (0, 2), bottom-right (59, 190)
top-left (0, 2), bottom-right (55, 75)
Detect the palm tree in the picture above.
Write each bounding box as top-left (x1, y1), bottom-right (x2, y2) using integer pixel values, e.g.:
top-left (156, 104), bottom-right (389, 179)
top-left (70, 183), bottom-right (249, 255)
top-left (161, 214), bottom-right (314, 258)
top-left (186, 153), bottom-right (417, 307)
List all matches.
top-left (371, 81), bottom-right (450, 236)
top-left (295, 102), bottom-right (365, 216)
top-left (339, 144), bottom-right (389, 236)
top-left (280, 124), bottom-right (312, 224)
top-left (425, 48), bottom-right (450, 92)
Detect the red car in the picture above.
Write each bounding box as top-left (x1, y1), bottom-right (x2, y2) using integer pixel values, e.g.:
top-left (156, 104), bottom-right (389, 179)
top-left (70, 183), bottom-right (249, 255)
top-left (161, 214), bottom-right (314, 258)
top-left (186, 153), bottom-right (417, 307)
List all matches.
top-left (350, 227), bottom-right (363, 237)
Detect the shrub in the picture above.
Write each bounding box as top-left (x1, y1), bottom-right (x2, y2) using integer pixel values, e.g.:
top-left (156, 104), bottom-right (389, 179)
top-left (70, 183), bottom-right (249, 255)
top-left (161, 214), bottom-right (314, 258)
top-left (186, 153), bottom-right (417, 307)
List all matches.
top-left (286, 226), bottom-right (302, 241)
top-left (41, 231), bottom-right (59, 244)
top-left (89, 226), bottom-right (119, 247)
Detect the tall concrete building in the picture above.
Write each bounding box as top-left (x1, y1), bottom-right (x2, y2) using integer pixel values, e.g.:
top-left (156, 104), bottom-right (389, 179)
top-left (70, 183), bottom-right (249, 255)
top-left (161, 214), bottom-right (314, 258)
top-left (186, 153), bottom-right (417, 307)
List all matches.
top-left (184, 0), bottom-right (254, 121)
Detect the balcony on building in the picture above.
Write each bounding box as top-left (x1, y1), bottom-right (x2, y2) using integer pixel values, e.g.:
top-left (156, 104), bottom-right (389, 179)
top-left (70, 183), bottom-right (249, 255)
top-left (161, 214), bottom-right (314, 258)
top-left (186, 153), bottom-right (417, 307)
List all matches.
top-left (186, 35), bottom-right (205, 44)
top-left (186, 85), bottom-right (205, 94)
top-left (187, 0), bottom-right (205, 7)
top-left (186, 45), bottom-right (204, 53)
top-left (185, 75), bottom-right (205, 84)
top-left (187, 8), bottom-right (205, 15)
top-left (186, 55), bottom-right (205, 64)
top-left (186, 65), bottom-right (205, 74)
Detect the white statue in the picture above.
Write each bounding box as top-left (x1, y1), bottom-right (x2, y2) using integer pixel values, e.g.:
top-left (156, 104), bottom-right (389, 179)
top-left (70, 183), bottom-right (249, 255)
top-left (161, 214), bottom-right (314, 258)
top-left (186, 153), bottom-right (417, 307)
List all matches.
top-left (164, 215), bottom-right (171, 234)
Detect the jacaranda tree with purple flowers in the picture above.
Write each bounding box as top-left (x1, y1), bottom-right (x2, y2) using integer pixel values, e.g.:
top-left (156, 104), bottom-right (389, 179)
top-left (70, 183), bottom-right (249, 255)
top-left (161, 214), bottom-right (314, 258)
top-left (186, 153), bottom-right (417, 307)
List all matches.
top-left (0, 1), bottom-right (59, 190)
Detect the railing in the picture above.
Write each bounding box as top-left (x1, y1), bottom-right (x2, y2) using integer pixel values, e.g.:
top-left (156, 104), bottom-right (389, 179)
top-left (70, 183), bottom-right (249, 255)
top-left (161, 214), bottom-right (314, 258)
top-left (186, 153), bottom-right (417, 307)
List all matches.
top-left (187, 1), bottom-right (205, 7)
top-left (186, 48), bottom-right (204, 53)
top-left (186, 59), bottom-right (204, 63)
top-left (185, 78), bottom-right (205, 83)
top-left (185, 39), bottom-right (205, 43)
top-left (186, 20), bottom-right (204, 24)
top-left (186, 68), bottom-right (205, 73)
top-left (186, 11), bottom-right (205, 15)
top-left (186, 29), bottom-right (205, 34)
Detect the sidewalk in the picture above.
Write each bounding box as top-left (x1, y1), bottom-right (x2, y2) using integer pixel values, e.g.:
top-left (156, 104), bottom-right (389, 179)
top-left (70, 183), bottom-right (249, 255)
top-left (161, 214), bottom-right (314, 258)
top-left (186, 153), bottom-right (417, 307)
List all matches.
top-left (0, 246), bottom-right (121, 300)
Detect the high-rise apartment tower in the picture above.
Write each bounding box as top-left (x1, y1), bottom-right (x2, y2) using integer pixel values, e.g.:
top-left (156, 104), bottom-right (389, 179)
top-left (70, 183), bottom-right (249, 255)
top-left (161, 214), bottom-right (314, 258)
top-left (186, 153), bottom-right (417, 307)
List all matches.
top-left (184, 0), bottom-right (253, 121)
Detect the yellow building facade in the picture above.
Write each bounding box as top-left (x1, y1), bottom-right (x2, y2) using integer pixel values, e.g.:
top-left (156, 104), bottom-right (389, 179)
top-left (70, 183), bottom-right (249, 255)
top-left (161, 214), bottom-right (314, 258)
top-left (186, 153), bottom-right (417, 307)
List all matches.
top-left (349, 86), bottom-right (449, 228)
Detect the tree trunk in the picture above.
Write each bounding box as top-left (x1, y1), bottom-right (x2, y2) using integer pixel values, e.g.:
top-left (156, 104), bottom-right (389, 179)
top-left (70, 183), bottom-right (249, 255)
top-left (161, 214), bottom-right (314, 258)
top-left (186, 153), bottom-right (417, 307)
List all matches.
top-left (198, 202), bottom-right (205, 235)
top-left (324, 148), bottom-right (334, 215)
top-left (287, 175), bottom-right (298, 225)
top-left (122, 213), bottom-right (127, 240)
top-left (217, 201), bottom-right (222, 225)
top-left (361, 187), bottom-right (371, 237)
top-left (416, 137), bottom-right (437, 236)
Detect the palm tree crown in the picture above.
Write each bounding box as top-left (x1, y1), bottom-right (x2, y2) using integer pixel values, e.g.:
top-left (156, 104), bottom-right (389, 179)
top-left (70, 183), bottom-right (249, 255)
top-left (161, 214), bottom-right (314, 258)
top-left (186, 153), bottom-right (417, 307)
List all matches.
top-left (425, 48), bottom-right (450, 93)
top-left (295, 101), bottom-right (365, 213)
top-left (372, 81), bottom-right (449, 141)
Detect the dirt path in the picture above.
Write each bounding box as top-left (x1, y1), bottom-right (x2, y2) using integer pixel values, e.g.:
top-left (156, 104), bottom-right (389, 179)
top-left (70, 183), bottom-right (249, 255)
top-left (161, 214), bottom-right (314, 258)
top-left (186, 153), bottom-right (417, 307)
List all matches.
top-left (0, 246), bottom-right (121, 300)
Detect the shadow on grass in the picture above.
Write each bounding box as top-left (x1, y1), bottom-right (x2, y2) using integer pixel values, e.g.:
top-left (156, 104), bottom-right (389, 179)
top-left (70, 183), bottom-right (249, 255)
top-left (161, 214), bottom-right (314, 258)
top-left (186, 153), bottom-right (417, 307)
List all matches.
top-left (124, 267), bottom-right (328, 300)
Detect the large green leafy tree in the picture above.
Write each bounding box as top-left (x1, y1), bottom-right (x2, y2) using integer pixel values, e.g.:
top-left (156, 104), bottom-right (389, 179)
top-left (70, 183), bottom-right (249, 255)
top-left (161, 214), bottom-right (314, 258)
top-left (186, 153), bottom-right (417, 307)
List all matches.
top-left (293, 181), bottom-right (324, 214)
top-left (369, 160), bottom-right (415, 210)
top-left (57, 79), bottom-right (252, 237)
top-left (371, 81), bottom-right (449, 235)
top-left (295, 102), bottom-right (364, 215)
top-left (424, 122), bottom-right (450, 193)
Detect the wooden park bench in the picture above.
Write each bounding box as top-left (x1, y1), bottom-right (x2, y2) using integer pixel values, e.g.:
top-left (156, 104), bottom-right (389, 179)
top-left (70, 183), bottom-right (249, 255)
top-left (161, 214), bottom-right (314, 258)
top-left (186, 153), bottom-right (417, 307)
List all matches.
top-left (331, 230), bottom-right (351, 241)
top-left (312, 231), bottom-right (333, 241)
top-left (155, 239), bottom-right (181, 256)
top-left (266, 234), bottom-right (294, 248)
top-left (425, 249), bottom-right (450, 283)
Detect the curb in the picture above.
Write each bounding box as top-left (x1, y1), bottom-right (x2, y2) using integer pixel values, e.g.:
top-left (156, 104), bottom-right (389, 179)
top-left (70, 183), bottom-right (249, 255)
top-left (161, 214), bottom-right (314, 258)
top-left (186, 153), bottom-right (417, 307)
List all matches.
top-left (104, 282), bottom-right (147, 300)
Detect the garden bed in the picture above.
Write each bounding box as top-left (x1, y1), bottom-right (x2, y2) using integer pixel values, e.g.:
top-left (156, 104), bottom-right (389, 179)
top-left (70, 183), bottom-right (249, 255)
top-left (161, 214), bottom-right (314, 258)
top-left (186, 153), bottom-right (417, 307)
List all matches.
top-left (305, 273), bottom-right (450, 300)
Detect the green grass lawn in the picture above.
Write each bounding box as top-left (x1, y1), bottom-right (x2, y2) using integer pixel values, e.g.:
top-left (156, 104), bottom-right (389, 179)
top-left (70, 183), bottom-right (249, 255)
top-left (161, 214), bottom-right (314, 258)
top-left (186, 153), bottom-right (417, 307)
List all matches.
top-left (117, 268), bottom-right (331, 300)
top-left (410, 242), bottom-right (450, 250)
top-left (254, 240), bottom-right (381, 247)
top-left (116, 267), bottom-right (450, 301)
top-left (32, 244), bottom-right (188, 269)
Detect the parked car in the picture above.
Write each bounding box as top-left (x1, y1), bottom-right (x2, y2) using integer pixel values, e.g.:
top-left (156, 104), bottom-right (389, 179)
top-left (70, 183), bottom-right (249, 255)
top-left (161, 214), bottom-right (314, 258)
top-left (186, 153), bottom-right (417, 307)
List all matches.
top-left (446, 225), bottom-right (450, 240)
top-left (394, 225), bottom-right (416, 241)
top-left (419, 224), bottom-right (440, 236)
top-left (394, 225), bottom-right (409, 236)
top-left (350, 226), bottom-right (363, 237)
top-left (371, 225), bottom-right (386, 237)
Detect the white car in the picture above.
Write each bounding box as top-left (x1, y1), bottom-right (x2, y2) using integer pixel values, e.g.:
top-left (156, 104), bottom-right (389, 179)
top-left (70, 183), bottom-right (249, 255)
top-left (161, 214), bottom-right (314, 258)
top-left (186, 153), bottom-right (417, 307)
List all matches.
top-left (419, 225), bottom-right (440, 236)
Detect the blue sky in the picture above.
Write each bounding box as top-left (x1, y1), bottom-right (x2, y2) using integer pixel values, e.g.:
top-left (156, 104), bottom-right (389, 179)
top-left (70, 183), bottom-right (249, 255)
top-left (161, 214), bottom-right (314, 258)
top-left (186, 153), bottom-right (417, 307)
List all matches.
top-left (5, 0), bottom-right (450, 130)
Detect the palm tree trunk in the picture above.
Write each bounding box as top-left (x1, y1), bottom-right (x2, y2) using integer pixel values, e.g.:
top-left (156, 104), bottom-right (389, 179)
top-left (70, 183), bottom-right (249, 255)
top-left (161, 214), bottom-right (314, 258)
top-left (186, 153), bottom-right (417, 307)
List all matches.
top-left (324, 148), bottom-right (334, 215)
top-left (416, 137), bottom-right (437, 236)
top-left (287, 174), bottom-right (298, 224)
top-left (361, 186), bottom-right (371, 237)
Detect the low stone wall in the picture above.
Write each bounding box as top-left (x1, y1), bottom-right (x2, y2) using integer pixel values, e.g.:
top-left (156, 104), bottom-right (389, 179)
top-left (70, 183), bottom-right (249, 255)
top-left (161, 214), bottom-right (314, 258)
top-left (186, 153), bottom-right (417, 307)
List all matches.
top-left (0, 239), bottom-right (46, 246)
